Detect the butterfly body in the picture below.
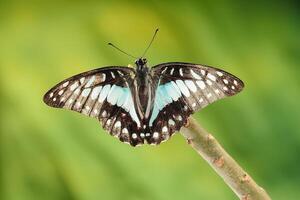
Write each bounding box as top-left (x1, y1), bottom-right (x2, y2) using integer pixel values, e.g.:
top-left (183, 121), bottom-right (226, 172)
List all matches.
top-left (44, 58), bottom-right (244, 146)
top-left (133, 58), bottom-right (155, 122)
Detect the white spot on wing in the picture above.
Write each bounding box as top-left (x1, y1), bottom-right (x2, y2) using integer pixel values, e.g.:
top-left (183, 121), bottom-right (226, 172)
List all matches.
top-left (111, 72), bottom-right (115, 79)
top-left (114, 121), bottom-right (121, 128)
top-left (58, 90), bottom-right (64, 95)
top-left (207, 73), bottom-right (216, 81)
top-left (223, 79), bottom-right (229, 84)
top-left (162, 126), bottom-right (168, 133)
top-left (122, 128), bottom-right (128, 134)
top-left (82, 88), bottom-right (91, 97)
top-left (91, 86), bottom-right (102, 100)
top-left (70, 82), bottom-right (79, 91)
top-left (201, 69), bottom-right (206, 75)
top-left (132, 133), bottom-right (137, 139)
top-left (80, 77), bottom-right (85, 84)
top-left (176, 80), bottom-right (190, 97)
top-left (168, 119), bottom-right (175, 126)
top-left (85, 76), bottom-right (95, 88)
top-left (184, 105), bottom-right (188, 111)
top-left (217, 71), bottom-right (223, 76)
top-left (234, 80), bottom-right (238, 86)
top-left (117, 71), bottom-right (123, 76)
top-left (196, 81), bottom-right (206, 89)
top-left (98, 85), bottom-right (111, 103)
top-left (191, 69), bottom-right (201, 79)
top-left (179, 68), bottom-right (183, 76)
top-left (49, 92), bottom-right (53, 97)
top-left (177, 115), bottom-right (182, 121)
top-left (153, 132), bottom-right (159, 139)
top-left (74, 88), bottom-right (80, 95)
top-left (170, 68), bottom-right (174, 75)
top-left (185, 80), bottom-right (197, 93)
top-left (62, 81), bottom-right (69, 87)
top-left (206, 80), bottom-right (212, 86)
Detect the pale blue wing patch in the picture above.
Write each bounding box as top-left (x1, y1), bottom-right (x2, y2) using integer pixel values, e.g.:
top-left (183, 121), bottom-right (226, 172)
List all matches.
top-left (149, 81), bottom-right (182, 126)
top-left (117, 87), bottom-right (129, 107)
top-left (107, 85), bottom-right (123, 105)
top-left (105, 85), bottom-right (141, 127)
top-left (61, 81), bottom-right (141, 127)
top-left (99, 85), bottom-right (111, 103)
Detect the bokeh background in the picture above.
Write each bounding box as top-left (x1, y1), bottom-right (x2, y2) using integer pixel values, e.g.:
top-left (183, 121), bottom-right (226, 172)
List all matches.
top-left (1, 0), bottom-right (300, 199)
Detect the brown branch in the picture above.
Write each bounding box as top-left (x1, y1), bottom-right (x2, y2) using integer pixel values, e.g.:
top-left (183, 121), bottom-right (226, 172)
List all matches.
top-left (181, 117), bottom-right (271, 200)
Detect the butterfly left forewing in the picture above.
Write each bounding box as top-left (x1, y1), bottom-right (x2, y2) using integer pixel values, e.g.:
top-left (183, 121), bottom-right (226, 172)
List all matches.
top-left (44, 67), bottom-right (131, 109)
top-left (43, 67), bottom-right (144, 145)
top-left (149, 62), bottom-right (244, 143)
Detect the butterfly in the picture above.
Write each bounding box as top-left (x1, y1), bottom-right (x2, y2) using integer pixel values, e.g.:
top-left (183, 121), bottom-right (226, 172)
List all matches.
top-left (43, 58), bottom-right (244, 146)
top-left (43, 30), bottom-right (244, 147)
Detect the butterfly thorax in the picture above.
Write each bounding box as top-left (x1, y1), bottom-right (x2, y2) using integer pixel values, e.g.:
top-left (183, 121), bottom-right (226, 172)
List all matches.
top-left (134, 58), bottom-right (155, 122)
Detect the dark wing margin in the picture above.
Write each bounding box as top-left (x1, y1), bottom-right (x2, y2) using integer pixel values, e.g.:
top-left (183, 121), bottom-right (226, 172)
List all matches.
top-left (148, 62), bottom-right (244, 144)
top-left (152, 62), bottom-right (244, 97)
top-left (43, 66), bottom-right (143, 146)
top-left (43, 66), bottom-right (134, 108)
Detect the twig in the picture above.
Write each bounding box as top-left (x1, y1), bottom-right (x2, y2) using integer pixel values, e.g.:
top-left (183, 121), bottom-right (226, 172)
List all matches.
top-left (181, 117), bottom-right (271, 200)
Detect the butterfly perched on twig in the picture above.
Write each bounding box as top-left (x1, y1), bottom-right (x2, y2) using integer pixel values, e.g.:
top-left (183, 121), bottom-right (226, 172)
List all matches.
top-left (43, 29), bottom-right (244, 147)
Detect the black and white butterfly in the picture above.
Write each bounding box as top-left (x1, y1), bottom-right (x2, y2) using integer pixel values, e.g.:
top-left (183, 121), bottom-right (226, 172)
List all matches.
top-left (43, 31), bottom-right (244, 147)
top-left (43, 58), bottom-right (244, 146)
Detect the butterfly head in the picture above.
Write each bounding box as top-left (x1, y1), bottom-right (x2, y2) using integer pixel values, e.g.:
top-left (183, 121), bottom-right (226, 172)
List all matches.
top-left (135, 58), bottom-right (148, 70)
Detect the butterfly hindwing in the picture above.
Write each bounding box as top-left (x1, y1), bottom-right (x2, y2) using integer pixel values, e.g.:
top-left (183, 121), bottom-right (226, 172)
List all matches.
top-left (43, 67), bottom-right (142, 144)
top-left (149, 62), bottom-right (244, 142)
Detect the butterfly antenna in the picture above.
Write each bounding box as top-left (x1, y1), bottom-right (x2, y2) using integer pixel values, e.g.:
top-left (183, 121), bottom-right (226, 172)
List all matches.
top-left (141, 28), bottom-right (159, 57)
top-left (108, 43), bottom-right (138, 59)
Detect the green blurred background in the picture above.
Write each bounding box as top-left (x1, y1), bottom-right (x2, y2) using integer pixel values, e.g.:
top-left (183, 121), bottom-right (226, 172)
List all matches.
top-left (1, 0), bottom-right (300, 199)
